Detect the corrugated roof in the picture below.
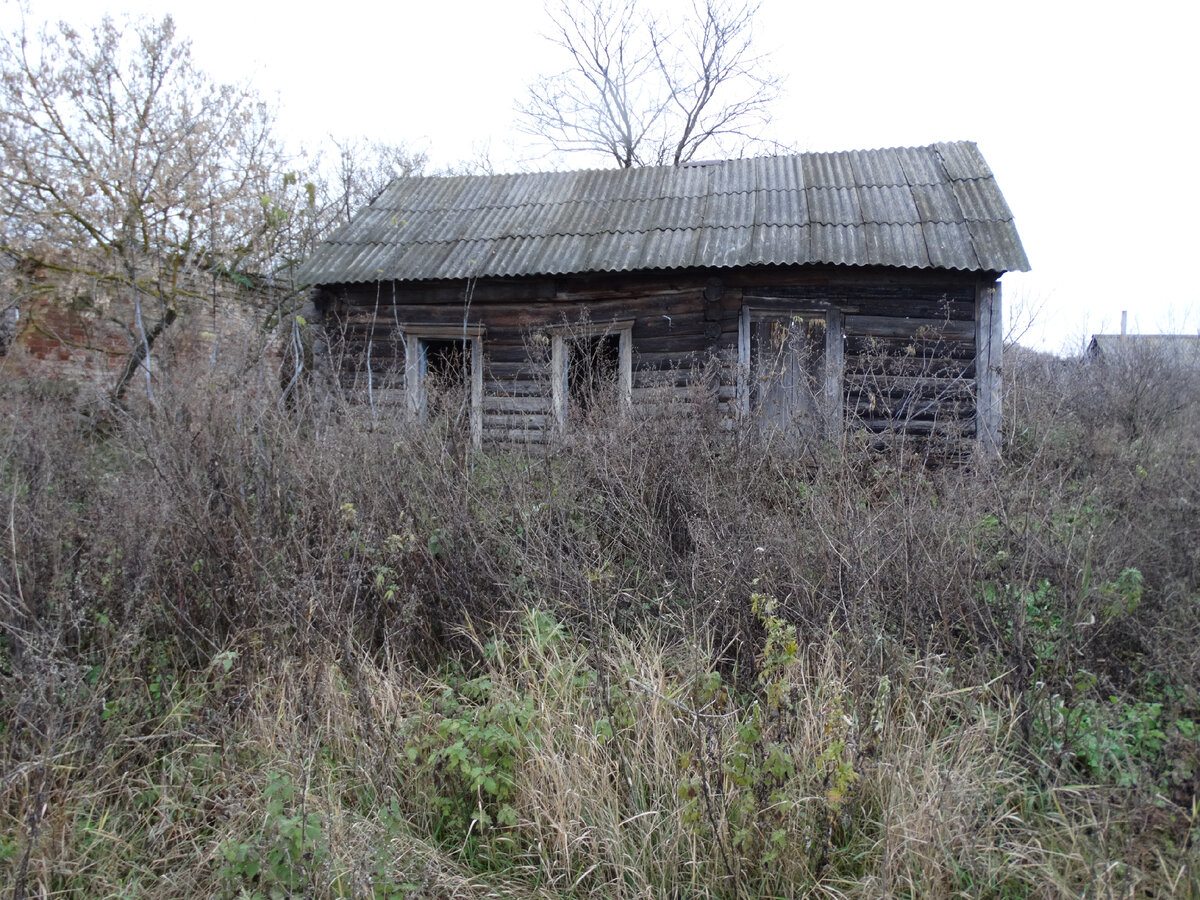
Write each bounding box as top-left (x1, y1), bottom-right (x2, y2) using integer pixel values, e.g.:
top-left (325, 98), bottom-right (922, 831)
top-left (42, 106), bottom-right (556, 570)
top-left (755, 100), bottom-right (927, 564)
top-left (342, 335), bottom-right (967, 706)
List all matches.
top-left (297, 141), bottom-right (1030, 285)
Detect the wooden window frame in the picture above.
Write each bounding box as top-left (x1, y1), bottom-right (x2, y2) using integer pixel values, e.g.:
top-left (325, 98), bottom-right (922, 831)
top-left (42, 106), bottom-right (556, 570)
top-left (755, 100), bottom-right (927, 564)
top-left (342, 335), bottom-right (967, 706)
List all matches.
top-left (400, 324), bottom-right (485, 448)
top-left (548, 319), bottom-right (634, 428)
top-left (738, 306), bottom-right (844, 434)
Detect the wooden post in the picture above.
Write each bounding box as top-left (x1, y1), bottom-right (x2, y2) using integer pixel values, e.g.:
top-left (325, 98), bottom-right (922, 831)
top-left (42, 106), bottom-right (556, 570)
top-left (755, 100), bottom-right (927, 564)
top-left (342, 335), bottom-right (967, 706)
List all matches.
top-left (618, 329), bottom-right (633, 408)
top-left (824, 308), bottom-right (844, 437)
top-left (975, 281), bottom-right (1003, 454)
top-left (470, 336), bottom-right (483, 450)
top-left (737, 305), bottom-right (751, 418)
top-left (404, 333), bottom-right (421, 421)
top-left (551, 333), bottom-right (566, 428)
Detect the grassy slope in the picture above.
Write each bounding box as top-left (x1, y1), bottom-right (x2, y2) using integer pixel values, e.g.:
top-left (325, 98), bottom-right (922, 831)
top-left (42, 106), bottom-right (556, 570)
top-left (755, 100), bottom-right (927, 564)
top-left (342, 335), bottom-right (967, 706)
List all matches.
top-left (2, 345), bottom-right (1199, 898)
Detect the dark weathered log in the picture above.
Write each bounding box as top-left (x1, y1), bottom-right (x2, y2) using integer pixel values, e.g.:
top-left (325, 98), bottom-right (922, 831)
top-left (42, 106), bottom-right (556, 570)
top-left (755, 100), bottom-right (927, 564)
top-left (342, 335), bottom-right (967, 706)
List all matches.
top-left (845, 373), bottom-right (976, 399)
top-left (317, 264), bottom-right (1000, 449)
top-left (846, 315), bottom-right (974, 340)
top-left (852, 417), bottom-right (976, 437)
top-left (484, 395), bottom-right (554, 413)
top-left (844, 336), bottom-right (977, 363)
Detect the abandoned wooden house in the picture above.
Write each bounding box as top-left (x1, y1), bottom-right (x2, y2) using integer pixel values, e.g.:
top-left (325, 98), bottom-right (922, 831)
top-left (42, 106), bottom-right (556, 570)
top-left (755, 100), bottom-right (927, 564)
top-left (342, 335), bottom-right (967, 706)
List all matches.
top-left (297, 141), bottom-right (1029, 450)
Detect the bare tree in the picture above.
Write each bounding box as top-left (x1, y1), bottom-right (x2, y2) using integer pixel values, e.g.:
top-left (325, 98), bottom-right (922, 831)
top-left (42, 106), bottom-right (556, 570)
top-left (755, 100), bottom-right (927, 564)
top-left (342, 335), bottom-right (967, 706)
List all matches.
top-left (255, 137), bottom-right (430, 291)
top-left (328, 137), bottom-right (428, 225)
top-left (0, 14), bottom-right (288, 401)
top-left (519, 0), bottom-right (784, 168)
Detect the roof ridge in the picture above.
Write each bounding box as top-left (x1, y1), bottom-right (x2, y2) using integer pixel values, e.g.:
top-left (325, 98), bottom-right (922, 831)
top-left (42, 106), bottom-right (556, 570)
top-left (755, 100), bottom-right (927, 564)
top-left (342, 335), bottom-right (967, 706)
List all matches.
top-left (378, 142), bottom-right (978, 186)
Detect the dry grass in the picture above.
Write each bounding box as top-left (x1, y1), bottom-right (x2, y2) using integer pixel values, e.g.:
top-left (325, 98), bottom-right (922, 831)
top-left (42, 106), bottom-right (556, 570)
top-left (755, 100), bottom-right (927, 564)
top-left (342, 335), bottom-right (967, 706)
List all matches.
top-left (2, 341), bottom-right (1199, 897)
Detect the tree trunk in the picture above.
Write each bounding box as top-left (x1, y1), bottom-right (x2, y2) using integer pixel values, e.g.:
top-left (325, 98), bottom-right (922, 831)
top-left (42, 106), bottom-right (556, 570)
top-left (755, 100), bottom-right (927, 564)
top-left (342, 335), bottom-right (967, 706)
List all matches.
top-left (111, 306), bottom-right (178, 404)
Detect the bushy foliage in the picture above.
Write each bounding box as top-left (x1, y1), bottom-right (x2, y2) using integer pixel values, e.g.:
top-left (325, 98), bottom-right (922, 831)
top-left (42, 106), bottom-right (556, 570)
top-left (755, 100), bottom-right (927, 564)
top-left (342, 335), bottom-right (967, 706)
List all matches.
top-left (0, 12), bottom-right (429, 406)
top-left (1, 341), bottom-right (1199, 897)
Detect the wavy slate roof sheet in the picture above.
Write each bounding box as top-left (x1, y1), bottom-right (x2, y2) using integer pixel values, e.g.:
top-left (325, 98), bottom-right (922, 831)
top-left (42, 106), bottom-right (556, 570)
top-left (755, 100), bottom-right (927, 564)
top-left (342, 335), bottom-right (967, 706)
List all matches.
top-left (297, 141), bottom-right (1029, 285)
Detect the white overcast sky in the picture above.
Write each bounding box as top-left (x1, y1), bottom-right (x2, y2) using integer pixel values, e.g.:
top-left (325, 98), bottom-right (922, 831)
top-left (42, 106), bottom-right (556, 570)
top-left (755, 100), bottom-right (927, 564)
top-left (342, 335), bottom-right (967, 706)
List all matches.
top-left (7, 0), bottom-right (1198, 353)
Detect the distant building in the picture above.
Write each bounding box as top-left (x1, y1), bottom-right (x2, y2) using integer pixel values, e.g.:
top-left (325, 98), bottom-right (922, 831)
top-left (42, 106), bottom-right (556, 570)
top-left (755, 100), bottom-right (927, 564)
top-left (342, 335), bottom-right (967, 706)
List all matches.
top-left (1086, 333), bottom-right (1200, 368)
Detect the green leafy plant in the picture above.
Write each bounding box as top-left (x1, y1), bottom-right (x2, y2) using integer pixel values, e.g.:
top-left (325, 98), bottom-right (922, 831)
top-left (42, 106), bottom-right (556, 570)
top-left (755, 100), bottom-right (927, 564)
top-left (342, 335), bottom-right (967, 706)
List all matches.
top-left (680, 589), bottom-right (861, 888)
top-left (219, 773), bottom-right (330, 899)
top-left (405, 669), bottom-right (533, 848)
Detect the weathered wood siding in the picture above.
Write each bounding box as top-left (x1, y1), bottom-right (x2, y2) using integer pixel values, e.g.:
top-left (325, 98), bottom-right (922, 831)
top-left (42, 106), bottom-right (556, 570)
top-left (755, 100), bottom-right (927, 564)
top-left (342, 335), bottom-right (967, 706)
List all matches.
top-left (315, 265), bottom-right (997, 447)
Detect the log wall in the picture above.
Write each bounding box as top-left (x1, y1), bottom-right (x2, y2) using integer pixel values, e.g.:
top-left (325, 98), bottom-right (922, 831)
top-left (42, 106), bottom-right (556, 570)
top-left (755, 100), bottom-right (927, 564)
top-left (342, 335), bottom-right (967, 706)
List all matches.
top-left (315, 265), bottom-right (998, 448)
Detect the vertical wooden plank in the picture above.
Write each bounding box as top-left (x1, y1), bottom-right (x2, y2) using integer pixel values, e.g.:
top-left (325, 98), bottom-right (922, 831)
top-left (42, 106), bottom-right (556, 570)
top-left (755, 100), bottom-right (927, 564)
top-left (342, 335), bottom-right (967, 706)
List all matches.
top-left (825, 308), bottom-right (845, 436)
top-left (991, 281), bottom-right (1004, 439)
top-left (551, 333), bottom-right (566, 428)
top-left (975, 280), bottom-right (1002, 453)
top-left (470, 337), bottom-right (483, 450)
top-left (618, 327), bottom-right (633, 407)
top-left (738, 305), bottom-right (750, 417)
top-left (404, 333), bottom-right (421, 420)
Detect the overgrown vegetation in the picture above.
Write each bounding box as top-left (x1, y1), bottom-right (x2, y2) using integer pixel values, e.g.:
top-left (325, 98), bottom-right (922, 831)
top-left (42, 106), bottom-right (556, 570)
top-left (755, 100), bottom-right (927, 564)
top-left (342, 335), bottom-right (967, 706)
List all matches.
top-left (0, 11), bottom-right (430, 407)
top-left (2, 341), bottom-right (1199, 898)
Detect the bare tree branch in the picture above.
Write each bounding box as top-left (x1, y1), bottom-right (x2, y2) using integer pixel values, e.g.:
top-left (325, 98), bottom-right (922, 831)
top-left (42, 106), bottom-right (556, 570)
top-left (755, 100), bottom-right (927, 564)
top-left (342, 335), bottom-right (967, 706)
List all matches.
top-left (518, 0), bottom-right (786, 168)
top-left (329, 136), bottom-right (428, 224)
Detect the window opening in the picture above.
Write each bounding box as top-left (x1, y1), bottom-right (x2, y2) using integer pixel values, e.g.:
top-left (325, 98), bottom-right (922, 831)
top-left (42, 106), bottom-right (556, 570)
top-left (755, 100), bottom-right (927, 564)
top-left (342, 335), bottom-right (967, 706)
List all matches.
top-left (566, 333), bottom-right (621, 416)
top-left (401, 325), bottom-right (484, 448)
top-left (419, 338), bottom-right (469, 425)
top-left (550, 320), bottom-right (633, 428)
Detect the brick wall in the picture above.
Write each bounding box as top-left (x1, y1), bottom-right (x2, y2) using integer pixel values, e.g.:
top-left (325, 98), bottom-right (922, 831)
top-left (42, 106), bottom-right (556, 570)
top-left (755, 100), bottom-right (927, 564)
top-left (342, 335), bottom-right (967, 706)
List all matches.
top-left (0, 268), bottom-right (293, 402)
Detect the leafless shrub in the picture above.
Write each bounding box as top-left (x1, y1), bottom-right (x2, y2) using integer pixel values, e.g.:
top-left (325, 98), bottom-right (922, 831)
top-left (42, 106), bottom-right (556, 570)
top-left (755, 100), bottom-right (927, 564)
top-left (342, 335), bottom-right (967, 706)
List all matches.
top-left (1080, 338), bottom-right (1200, 441)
